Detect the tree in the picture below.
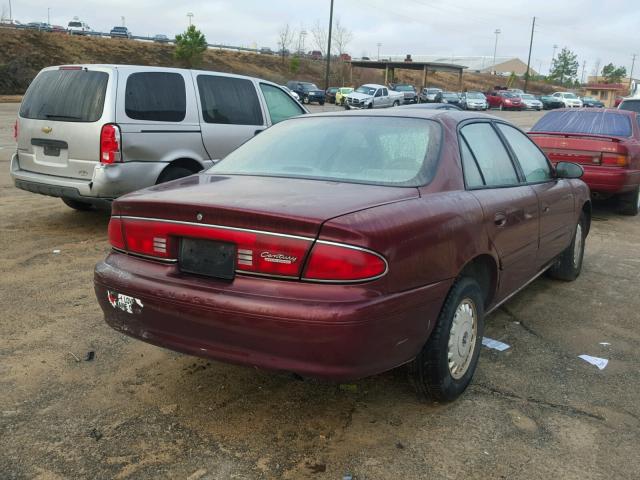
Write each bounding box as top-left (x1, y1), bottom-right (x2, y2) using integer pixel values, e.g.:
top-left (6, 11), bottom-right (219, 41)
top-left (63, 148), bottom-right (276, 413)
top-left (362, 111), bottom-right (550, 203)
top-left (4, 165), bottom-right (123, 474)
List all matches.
top-left (277, 23), bottom-right (295, 63)
top-left (289, 56), bottom-right (300, 74)
top-left (311, 20), bottom-right (328, 57)
top-left (332, 19), bottom-right (353, 56)
top-left (601, 63), bottom-right (627, 83)
top-left (174, 25), bottom-right (207, 68)
top-left (549, 47), bottom-right (579, 86)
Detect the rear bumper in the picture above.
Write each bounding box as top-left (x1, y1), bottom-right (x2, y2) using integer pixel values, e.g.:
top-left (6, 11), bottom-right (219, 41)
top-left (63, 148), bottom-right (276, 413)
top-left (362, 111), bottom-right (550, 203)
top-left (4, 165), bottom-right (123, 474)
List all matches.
top-left (581, 165), bottom-right (640, 194)
top-left (10, 152), bottom-right (204, 203)
top-left (94, 252), bottom-right (451, 381)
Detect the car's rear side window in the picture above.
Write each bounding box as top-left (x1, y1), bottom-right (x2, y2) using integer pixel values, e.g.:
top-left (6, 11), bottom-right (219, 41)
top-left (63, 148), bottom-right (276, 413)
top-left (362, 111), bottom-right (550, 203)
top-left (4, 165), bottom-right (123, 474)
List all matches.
top-left (532, 110), bottom-right (632, 137)
top-left (125, 72), bottom-right (186, 122)
top-left (20, 69), bottom-right (108, 122)
top-left (259, 83), bottom-right (305, 124)
top-left (197, 75), bottom-right (264, 125)
top-left (460, 123), bottom-right (519, 187)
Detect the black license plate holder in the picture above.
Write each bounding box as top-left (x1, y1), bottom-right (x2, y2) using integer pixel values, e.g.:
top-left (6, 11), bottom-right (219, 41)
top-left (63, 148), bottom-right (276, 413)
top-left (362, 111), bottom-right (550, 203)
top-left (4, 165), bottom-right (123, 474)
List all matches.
top-left (43, 145), bottom-right (61, 156)
top-left (179, 238), bottom-right (236, 280)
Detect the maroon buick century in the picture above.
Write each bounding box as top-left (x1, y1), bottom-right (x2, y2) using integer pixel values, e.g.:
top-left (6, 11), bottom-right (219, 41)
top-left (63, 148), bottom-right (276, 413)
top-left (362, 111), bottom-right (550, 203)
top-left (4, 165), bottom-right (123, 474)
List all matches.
top-left (95, 110), bottom-right (590, 401)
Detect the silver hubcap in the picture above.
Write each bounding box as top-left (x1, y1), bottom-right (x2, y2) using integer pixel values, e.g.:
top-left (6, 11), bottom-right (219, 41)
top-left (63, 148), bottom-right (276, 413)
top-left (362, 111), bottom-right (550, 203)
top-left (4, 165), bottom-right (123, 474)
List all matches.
top-left (447, 299), bottom-right (477, 379)
top-left (573, 223), bottom-right (583, 268)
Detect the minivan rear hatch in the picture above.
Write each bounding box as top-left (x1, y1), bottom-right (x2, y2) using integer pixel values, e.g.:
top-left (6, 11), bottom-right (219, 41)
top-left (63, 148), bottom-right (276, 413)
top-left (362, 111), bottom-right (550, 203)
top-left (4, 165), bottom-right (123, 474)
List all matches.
top-left (16, 66), bottom-right (113, 180)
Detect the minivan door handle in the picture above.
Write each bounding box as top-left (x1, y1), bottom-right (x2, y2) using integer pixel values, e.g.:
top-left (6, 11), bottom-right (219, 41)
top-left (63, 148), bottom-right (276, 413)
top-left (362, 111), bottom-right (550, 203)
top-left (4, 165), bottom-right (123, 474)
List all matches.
top-left (494, 212), bottom-right (507, 227)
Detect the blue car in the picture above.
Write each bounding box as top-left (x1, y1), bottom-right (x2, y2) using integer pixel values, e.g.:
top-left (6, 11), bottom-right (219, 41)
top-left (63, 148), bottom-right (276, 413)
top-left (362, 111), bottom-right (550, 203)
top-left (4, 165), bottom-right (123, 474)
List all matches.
top-left (286, 81), bottom-right (326, 105)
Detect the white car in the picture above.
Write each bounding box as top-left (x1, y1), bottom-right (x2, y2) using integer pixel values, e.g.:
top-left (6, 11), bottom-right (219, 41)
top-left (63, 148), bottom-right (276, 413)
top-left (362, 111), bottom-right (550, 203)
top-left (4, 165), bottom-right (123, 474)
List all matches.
top-left (552, 92), bottom-right (583, 108)
top-left (519, 93), bottom-right (543, 111)
top-left (344, 84), bottom-right (404, 109)
top-left (67, 18), bottom-right (91, 35)
top-left (281, 85), bottom-right (300, 102)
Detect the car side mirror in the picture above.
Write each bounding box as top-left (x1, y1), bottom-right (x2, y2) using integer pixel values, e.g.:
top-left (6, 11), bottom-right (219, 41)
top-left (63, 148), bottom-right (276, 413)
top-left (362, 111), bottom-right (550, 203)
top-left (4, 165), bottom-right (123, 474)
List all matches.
top-left (555, 161), bottom-right (584, 179)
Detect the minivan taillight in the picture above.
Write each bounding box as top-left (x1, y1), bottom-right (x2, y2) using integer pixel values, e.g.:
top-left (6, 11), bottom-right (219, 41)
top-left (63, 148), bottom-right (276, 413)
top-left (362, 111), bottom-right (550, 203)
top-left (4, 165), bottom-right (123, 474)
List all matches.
top-left (303, 242), bottom-right (387, 282)
top-left (100, 124), bottom-right (121, 164)
top-left (13, 119), bottom-right (18, 141)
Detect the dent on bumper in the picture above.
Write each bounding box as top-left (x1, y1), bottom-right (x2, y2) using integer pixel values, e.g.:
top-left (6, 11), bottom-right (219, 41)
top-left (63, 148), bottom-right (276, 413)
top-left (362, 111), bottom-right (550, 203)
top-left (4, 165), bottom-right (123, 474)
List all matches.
top-left (94, 253), bottom-right (451, 381)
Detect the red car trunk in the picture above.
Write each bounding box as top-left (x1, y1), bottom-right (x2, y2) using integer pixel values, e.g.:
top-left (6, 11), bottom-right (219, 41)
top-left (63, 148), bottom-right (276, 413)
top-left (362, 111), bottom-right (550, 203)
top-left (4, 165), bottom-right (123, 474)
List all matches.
top-left (529, 133), bottom-right (630, 167)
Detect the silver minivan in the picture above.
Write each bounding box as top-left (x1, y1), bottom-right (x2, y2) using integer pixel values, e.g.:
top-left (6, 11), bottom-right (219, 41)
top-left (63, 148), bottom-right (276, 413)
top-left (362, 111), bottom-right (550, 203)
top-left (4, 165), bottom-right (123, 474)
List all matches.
top-left (11, 65), bottom-right (307, 210)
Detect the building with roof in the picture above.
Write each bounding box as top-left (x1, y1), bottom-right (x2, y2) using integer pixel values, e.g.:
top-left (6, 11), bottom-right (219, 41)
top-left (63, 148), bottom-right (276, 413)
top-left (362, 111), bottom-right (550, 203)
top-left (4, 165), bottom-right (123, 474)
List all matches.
top-left (583, 83), bottom-right (627, 107)
top-left (384, 55), bottom-right (536, 76)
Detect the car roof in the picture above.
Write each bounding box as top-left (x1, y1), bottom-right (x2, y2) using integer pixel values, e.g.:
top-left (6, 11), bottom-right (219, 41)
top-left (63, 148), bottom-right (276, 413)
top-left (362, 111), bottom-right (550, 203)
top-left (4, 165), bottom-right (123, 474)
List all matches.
top-left (302, 107), bottom-right (501, 123)
top-left (361, 84), bottom-right (385, 88)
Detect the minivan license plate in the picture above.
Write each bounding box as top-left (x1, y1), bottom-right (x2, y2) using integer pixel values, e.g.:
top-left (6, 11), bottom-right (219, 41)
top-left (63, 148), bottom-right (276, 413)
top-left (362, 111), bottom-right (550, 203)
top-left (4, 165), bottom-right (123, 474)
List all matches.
top-left (43, 145), bottom-right (61, 156)
top-left (179, 238), bottom-right (236, 280)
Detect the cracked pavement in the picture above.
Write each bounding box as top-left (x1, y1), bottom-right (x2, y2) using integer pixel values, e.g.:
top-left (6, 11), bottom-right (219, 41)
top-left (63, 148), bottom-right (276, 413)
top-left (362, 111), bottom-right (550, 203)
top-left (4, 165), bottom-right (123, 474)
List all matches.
top-left (1, 103), bottom-right (639, 479)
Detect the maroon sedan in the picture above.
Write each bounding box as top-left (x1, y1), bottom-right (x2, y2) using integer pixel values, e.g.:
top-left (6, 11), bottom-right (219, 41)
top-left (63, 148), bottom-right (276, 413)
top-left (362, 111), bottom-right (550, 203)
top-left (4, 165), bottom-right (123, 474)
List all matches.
top-left (95, 110), bottom-right (590, 401)
top-left (486, 91), bottom-right (524, 110)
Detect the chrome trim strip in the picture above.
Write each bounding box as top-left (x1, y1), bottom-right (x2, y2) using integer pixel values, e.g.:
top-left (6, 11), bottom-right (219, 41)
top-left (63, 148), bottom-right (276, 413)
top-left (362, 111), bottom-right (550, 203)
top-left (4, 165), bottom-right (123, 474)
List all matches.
top-left (485, 263), bottom-right (553, 316)
top-left (115, 215), bottom-right (315, 242)
top-left (300, 239), bottom-right (389, 283)
top-left (111, 247), bottom-right (178, 264)
top-left (235, 270), bottom-right (300, 280)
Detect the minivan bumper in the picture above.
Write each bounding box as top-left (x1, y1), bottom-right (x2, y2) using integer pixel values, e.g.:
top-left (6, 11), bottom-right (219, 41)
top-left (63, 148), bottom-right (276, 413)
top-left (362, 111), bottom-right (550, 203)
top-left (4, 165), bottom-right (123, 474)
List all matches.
top-left (10, 152), bottom-right (189, 205)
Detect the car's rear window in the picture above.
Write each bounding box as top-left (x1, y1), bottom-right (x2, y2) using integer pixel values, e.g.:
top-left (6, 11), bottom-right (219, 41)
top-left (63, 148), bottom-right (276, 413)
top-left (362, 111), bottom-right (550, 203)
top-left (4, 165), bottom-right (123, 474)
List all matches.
top-left (20, 69), bottom-right (108, 122)
top-left (531, 111), bottom-right (632, 137)
top-left (619, 99), bottom-right (640, 113)
top-left (209, 116), bottom-right (442, 187)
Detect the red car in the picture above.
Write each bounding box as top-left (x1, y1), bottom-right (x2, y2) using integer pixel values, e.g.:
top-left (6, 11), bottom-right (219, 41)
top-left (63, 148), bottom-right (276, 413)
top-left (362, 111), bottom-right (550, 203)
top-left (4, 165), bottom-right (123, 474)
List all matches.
top-left (485, 91), bottom-right (524, 110)
top-left (529, 109), bottom-right (640, 215)
top-left (95, 110), bottom-right (590, 402)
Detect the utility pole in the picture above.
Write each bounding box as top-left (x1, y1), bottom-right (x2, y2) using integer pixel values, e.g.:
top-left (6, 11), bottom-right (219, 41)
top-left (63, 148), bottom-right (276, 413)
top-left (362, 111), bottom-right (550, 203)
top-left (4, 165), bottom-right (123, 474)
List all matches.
top-left (47, 7), bottom-right (50, 24)
top-left (8, 0), bottom-right (11, 21)
top-left (121, 16), bottom-right (125, 27)
top-left (187, 12), bottom-right (194, 26)
top-left (580, 61), bottom-right (586, 84)
top-left (300, 30), bottom-right (307, 54)
top-left (550, 44), bottom-right (558, 75)
top-left (324, 0), bottom-right (334, 90)
top-left (629, 53), bottom-right (637, 90)
top-left (524, 17), bottom-right (535, 92)
top-left (492, 29), bottom-right (501, 75)
top-left (377, 42), bottom-right (382, 61)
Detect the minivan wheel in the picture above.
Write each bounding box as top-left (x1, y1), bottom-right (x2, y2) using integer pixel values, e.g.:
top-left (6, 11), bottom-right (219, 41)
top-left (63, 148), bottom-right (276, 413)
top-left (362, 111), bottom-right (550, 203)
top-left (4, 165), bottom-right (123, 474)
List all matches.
top-left (618, 186), bottom-right (640, 216)
top-left (62, 197), bottom-right (93, 211)
top-left (547, 212), bottom-right (586, 281)
top-left (408, 277), bottom-right (484, 402)
top-left (157, 166), bottom-right (195, 184)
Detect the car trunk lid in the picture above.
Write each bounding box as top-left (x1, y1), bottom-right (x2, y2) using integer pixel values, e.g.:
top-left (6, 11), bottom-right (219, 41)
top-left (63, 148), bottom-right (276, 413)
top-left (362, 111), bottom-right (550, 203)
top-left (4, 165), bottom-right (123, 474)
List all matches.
top-left (16, 66), bottom-right (114, 180)
top-left (530, 133), bottom-right (630, 167)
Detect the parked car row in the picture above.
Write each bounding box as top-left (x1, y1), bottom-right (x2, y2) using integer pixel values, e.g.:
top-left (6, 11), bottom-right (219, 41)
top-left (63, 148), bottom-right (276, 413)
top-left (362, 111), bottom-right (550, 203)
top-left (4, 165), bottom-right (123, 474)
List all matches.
top-left (10, 64), bottom-right (638, 407)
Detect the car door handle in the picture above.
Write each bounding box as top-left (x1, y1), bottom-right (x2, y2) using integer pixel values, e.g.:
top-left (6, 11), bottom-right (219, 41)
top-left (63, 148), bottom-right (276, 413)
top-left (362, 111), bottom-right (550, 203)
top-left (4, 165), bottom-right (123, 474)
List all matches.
top-left (494, 212), bottom-right (507, 227)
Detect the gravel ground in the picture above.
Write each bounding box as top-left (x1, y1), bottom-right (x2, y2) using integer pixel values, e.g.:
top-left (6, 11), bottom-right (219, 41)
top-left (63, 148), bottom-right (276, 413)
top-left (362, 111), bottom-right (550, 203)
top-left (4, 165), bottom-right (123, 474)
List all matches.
top-left (1, 103), bottom-right (639, 479)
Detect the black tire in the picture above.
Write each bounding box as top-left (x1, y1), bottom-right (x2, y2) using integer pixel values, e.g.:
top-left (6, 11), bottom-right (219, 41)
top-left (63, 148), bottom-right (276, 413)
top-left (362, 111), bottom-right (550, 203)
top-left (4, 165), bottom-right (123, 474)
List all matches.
top-left (393, 101), bottom-right (399, 107)
top-left (367, 103), bottom-right (373, 109)
top-left (618, 186), bottom-right (640, 216)
top-left (61, 197), bottom-right (93, 211)
top-left (319, 100), bottom-right (325, 106)
top-left (548, 212), bottom-right (586, 281)
top-left (303, 96), bottom-right (309, 104)
top-left (157, 166), bottom-right (195, 184)
top-left (409, 277), bottom-right (485, 402)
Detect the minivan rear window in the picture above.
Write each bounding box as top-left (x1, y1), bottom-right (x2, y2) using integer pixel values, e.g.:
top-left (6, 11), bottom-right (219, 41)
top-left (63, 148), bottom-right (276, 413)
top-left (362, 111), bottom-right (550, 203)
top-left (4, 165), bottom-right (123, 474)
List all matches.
top-left (531, 110), bottom-right (632, 137)
top-left (20, 69), bottom-right (108, 122)
top-left (125, 72), bottom-right (186, 122)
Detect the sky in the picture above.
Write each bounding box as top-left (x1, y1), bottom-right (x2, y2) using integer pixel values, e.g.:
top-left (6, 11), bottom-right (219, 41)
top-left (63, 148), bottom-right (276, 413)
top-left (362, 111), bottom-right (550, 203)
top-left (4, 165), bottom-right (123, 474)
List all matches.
top-left (5, 0), bottom-right (638, 76)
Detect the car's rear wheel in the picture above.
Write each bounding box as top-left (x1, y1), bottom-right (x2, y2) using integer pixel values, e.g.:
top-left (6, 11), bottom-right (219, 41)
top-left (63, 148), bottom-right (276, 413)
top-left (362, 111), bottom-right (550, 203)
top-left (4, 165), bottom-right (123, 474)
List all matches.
top-left (548, 212), bottom-right (586, 281)
top-left (409, 277), bottom-right (484, 402)
top-left (618, 186), bottom-right (640, 216)
top-left (157, 166), bottom-right (196, 184)
top-left (62, 197), bottom-right (93, 211)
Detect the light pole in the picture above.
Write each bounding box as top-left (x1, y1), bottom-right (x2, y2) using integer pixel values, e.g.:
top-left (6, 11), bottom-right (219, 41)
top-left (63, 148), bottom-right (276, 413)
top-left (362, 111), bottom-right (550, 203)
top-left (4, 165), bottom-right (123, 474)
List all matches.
top-left (629, 54), bottom-right (637, 91)
top-left (8, 0), bottom-right (11, 21)
top-left (121, 16), bottom-right (125, 27)
top-left (187, 12), bottom-right (194, 26)
top-left (300, 30), bottom-right (307, 54)
top-left (323, 0), bottom-right (334, 90)
top-left (377, 42), bottom-right (382, 61)
top-left (47, 7), bottom-right (50, 24)
top-left (550, 44), bottom-right (558, 74)
top-left (492, 29), bottom-right (501, 75)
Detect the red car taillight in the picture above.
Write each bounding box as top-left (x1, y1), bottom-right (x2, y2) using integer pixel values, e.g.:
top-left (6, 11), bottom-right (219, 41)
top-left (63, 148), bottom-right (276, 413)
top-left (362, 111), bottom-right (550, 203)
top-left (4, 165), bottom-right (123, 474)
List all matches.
top-left (13, 119), bottom-right (18, 141)
top-left (303, 242), bottom-right (387, 282)
top-left (100, 124), bottom-right (121, 164)
top-left (108, 217), bottom-right (388, 283)
top-left (601, 153), bottom-right (629, 167)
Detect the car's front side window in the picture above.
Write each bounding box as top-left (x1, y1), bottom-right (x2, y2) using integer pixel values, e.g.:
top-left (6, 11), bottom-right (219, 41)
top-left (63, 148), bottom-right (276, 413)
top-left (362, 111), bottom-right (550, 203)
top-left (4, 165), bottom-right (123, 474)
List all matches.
top-left (496, 124), bottom-right (551, 183)
top-left (459, 123), bottom-right (519, 187)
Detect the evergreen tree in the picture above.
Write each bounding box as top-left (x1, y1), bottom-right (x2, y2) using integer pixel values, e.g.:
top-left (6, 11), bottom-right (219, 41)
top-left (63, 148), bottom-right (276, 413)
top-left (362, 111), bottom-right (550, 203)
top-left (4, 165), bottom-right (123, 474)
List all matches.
top-left (174, 25), bottom-right (207, 68)
top-left (549, 48), bottom-right (579, 86)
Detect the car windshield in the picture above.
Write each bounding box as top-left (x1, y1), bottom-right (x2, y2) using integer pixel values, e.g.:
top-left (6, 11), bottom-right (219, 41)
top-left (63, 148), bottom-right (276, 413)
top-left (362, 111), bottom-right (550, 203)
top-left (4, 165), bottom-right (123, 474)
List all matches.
top-left (301, 83), bottom-right (318, 91)
top-left (442, 93), bottom-right (458, 100)
top-left (583, 96), bottom-right (596, 101)
top-left (501, 92), bottom-right (516, 98)
top-left (339, 88), bottom-right (353, 93)
top-left (356, 86), bottom-right (377, 95)
top-left (466, 92), bottom-right (484, 99)
top-left (113, 27), bottom-right (126, 31)
top-left (532, 111), bottom-right (632, 137)
top-left (68, 21), bottom-right (81, 27)
top-left (619, 99), bottom-right (640, 113)
top-left (209, 116), bottom-right (442, 187)
top-left (427, 89), bottom-right (440, 94)
top-left (521, 94), bottom-right (535, 100)
top-left (563, 93), bottom-right (578, 99)
top-left (395, 85), bottom-right (414, 91)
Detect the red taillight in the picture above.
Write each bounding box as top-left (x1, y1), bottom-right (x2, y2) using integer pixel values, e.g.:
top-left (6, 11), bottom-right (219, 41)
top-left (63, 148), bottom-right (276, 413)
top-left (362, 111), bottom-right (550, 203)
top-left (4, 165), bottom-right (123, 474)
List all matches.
top-left (100, 124), bottom-right (121, 164)
top-left (303, 242), bottom-right (387, 282)
top-left (601, 153), bottom-right (629, 167)
top-left (108, 217), bottom-right (125, 250)
top-left (13, 119), bottom-right (18, 141)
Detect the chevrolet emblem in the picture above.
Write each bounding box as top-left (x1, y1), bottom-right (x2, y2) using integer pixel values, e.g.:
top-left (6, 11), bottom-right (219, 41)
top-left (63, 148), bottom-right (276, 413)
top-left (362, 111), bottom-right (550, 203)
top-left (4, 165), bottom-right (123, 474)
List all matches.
top-left (41, 126), bottom-right (52, 134)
